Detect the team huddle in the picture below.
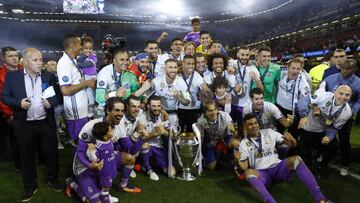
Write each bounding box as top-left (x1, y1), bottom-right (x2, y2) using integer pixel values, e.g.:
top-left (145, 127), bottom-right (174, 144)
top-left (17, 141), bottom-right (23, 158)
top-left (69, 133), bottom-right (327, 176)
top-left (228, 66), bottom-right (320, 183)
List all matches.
top-left (1, 18), bottom-right (359, 203)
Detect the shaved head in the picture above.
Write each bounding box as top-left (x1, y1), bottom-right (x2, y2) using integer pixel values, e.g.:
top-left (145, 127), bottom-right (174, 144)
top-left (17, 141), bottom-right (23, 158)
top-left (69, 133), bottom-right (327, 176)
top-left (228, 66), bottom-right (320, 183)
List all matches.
top-left (334, 85), bottom-right (352, 105)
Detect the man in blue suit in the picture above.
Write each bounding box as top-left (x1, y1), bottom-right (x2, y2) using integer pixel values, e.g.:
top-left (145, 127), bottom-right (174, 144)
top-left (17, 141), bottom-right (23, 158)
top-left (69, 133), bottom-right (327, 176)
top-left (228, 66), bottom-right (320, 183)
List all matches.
top-left (1, 48), bottom-right (62, 202)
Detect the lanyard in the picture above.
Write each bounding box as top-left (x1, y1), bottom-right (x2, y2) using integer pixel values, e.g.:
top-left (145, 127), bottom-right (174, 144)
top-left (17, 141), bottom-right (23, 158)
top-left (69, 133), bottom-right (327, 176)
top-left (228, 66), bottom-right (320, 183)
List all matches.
top-left (182, 72), bottom-right (194, 91)
top-left (257, 65), bottom-right (269, 83)
top-left (236, 61), bottom-right (246, 83)
top-left (327, 97), bottom-right (345, 120)
top-left (207, 116), bottom-right (220, 138)
top-left (247, 134), bottom-right (263, 153)
top-left (288, 75), bottom-right (302, 114)
top-left (150, 58), bottom-right (157, 75)
top-left (66, 53), bottom-right (84, 78)
top-left (113, 65), bottom-right (122, 89)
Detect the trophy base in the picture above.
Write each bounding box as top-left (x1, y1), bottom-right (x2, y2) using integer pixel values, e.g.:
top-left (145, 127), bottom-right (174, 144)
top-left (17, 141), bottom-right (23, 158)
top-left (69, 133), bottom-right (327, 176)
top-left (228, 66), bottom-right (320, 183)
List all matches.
top-left (178, 172), bottom-right (196, 181)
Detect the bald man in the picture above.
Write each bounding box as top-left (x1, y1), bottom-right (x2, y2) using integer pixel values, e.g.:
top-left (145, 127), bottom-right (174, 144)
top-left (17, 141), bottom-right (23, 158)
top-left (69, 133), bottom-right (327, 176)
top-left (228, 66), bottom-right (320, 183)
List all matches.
top-left (2, 48), bottom-right (62, 201)
top-left (46, 60), bottom-right (57, 74)
top-left (297, 85), bottom-right (353, 179)
top-left (316, 59), bottom-right (360, 176)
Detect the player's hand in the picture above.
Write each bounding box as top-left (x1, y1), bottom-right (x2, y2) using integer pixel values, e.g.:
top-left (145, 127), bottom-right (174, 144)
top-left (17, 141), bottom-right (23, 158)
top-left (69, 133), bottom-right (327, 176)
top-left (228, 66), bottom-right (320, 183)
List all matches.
top-left (227, 66), bottom-right (236, 75)
top-left (89, 160), bottom-right (103, 171)
top-left (283, 132), bottom-right (297, 146)
top-left (21, 98), bottom-right (31, 110)
top-left (116, 87), bottom-right (126, 97)
top-left (142, 80), bottom-right (151, 91)
top-left (87, 143), bottom-right (96, 150)
top-left (321, 136), bottom-right (330, 145)
top-left (161, 109), bottom-right (169, 121)
top-left (83, 78), bottom-right (96, 89)
top-left (155, 125), bottom-right (167, 136)
top-left (139, 128), bottom-right (149, 139)
top-left (225, 93), bottom-right (232, 104)
top-left (249, 71), bottom-right (258, 80)
top-left (286, 114), bottom-right (294, 125)
top-left (234, 84), bottom-right (242, 93)
top-left (160, 32), bottom-right (168, 40)
top-left (42, 99), bottom-right (51, 109)
top-left (298, 117), bottom-right (308, 129)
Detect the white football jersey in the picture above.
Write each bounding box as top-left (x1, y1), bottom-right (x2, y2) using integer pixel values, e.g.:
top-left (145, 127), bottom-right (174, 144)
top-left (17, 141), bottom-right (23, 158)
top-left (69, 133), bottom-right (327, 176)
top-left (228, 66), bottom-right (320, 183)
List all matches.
top-left (142, 111), bottom-right (170, 147)
top-left (57, 53), bottom-right (88, 120)
top-left (239, 129), bottom-right (283, 170)
top-left (178, 71), bottom-right (204, 110)
top-left (151, 75), bottom-right (191, 111)
top-left (228, 60), bottom-right (260, 107)
top-left (154, 53), bottom-right (184, 78)
top-left (242, 101), bottom-right (284, 130)
top-left (203, 71), bottom-right (236, 89)
top-left (277, 68), bottom-right (311, 111)
top-left (196, 111), bottom-right (233, 143)
top-left (303, 92), bottom-right (352, 132)
top-left (119, 111), bottom-right (147, 140)
top-left (96, 64), bottom-right (118, 94)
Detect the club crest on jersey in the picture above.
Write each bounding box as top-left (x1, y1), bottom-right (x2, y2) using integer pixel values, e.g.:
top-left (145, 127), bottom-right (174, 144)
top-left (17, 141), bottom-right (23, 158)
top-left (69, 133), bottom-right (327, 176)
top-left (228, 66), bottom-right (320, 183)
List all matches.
top-left (124, 83), bottom-right (130, 89)
top-left (88, 186), bottom-right (93, 193)
top-left (98, 80), bottom-right (105, 87)
top-left (62, 76), bottom-right (69, 82)
top-left (81, 133), bottom-right (88, 140)
top-left (326, 101), bottom-right (331, 107)
top-left (265, 137), bottom-right (270, 145)
top-left (266, 72), bottom-right (272, 77)
top-left (305, 86), bottom-right (310, 93)
top-left (246, 141), bottom-right (251, 147)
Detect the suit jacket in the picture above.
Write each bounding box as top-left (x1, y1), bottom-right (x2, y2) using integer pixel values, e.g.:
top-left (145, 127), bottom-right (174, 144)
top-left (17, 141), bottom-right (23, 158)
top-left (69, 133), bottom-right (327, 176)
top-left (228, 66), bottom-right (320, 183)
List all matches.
top-left (1, 69), bottom-right (58, 130)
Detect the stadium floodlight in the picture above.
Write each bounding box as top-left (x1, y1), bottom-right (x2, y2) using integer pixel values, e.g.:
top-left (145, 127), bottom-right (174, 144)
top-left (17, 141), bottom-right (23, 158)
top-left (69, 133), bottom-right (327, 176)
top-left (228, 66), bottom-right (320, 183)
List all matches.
top-left (342, 17), bottom-right (350, 21)
top-left (331, 20), bottom-right (339, 24)
top-left (12, 9), bottom-right (24, 14)
top-left (154, 0), bottom-right (185, 17)
top-left (322, 23), bottom-right (328, 26)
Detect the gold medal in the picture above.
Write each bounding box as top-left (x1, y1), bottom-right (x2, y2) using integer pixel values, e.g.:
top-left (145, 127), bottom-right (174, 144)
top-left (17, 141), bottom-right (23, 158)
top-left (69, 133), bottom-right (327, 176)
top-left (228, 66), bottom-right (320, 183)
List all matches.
top-left (325, 119), bottom-right (332, 126)
top-left (256, 152), bottom-right (263, 158)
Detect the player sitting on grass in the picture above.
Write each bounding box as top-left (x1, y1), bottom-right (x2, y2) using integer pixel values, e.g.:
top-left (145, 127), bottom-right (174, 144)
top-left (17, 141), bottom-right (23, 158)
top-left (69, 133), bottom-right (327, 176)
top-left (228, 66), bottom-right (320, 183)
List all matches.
top-left (239, 113), bottom-right (331, 203)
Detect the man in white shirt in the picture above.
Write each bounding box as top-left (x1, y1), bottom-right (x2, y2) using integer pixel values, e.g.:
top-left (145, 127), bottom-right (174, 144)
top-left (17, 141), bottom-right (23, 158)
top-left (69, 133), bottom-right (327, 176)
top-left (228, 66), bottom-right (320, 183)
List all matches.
top-left (229, 46), bottom-right (263, 127)
top-left (57, 34), bottom-right (96, 143)
top-left (239, 113), bottom-right (329, 203)
top-left (154, 38), bottom-right (184, 78)
top-left (276, 58), bottom-right (311, 136)
top-left (204, 53), bottom-right (236, 89)
top-left (178, 55), bottom-right (207, 132)
top-left (139, 96), bottom-right (175, 181)
top-left (243, 88), bottom-right (293, 131)
top-left (150, 59), bottom-right (191, 127)
top-left (196, 100), bottom-right (236, 170)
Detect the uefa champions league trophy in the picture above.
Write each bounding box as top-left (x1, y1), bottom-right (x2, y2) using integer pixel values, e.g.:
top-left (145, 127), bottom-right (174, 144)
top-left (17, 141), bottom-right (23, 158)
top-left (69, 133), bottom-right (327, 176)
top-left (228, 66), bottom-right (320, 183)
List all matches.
top-left (173, 124), bottom-right (202, 181)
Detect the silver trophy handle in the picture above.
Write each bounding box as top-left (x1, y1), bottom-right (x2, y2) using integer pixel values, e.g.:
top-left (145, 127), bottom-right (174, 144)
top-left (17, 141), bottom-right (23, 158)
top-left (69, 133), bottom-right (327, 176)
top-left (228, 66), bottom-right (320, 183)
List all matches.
top-left (192, 123), bottom-right (203, 176)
